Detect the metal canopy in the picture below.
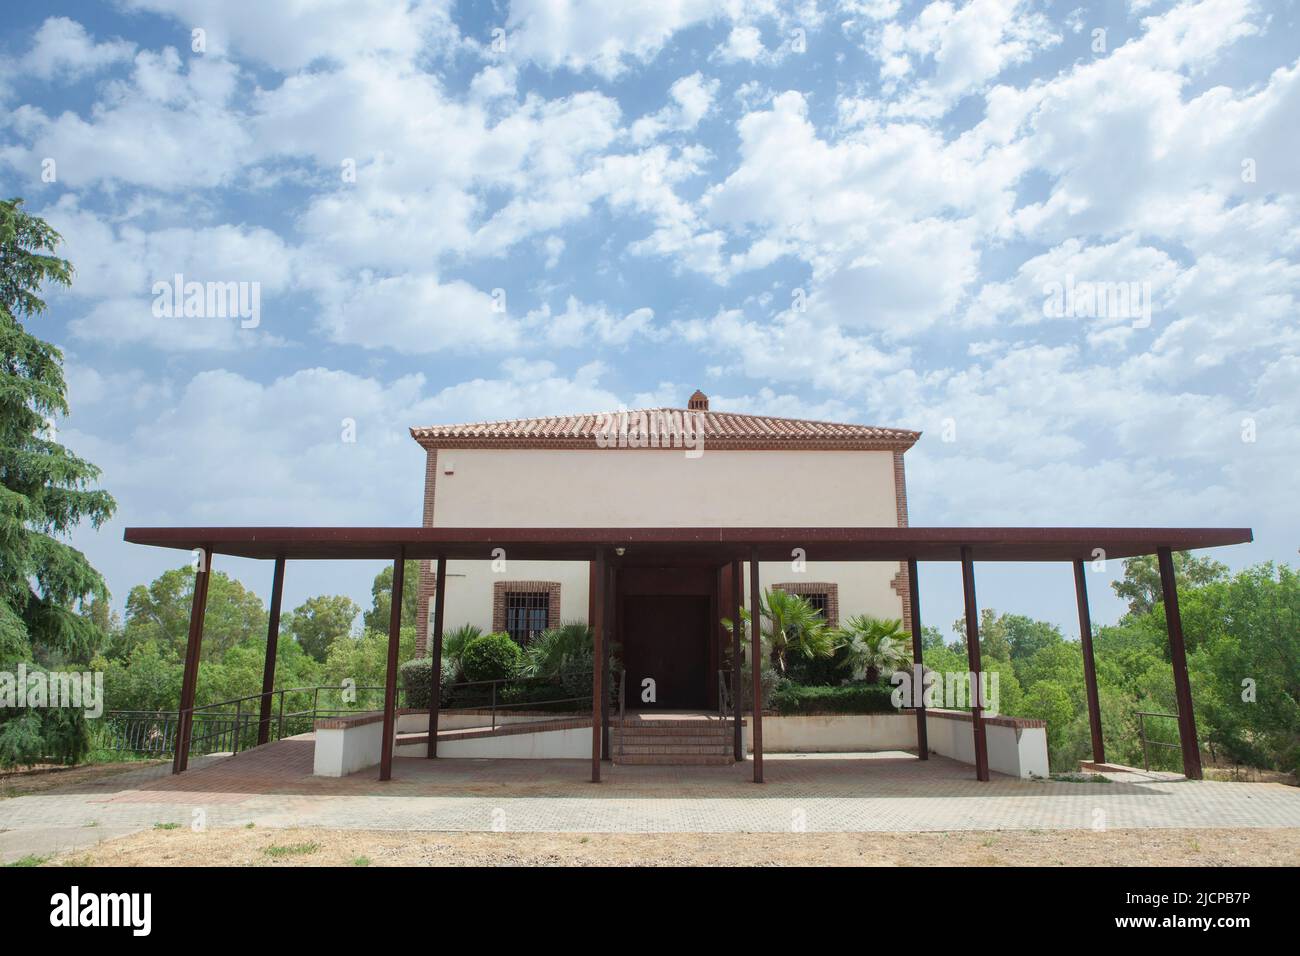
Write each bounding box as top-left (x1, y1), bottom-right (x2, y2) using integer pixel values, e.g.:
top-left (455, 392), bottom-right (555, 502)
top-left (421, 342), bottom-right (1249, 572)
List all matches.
top-left (124, 525), bottom-right (1253, 563)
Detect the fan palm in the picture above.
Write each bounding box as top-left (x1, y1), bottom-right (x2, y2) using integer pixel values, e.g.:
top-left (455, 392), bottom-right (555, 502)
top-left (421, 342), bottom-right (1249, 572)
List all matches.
top-left (838, 614), bottom-right (911, 683)
top-left (437, 624), bottom-right (482, 682)
top-left (724, 589), bottom-right (837, 676)
top-left (518, 622), bottom-right (592, 679)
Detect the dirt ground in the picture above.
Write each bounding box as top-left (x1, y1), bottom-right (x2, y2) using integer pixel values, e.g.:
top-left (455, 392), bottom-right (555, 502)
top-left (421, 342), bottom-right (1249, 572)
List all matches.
top-left (49, 825), bottom-right (1300, 867)
top-left (0, 760), bottom-right (166, 799)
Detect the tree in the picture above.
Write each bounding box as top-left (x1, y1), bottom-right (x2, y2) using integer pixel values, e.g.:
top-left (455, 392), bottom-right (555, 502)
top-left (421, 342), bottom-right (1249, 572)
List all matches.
top-left (0, 199), bottom-right (116, 767)
top-left (1001, 614), bottom-right (1063, 662)
top-left (121, 566), bottom-right (267, 662)
top-left (1181, 564), bottom-right (1299, 774)
top-left (920, 625), bottom-right (946, 653)
top-left (362, 560), bottom-right (420, 632)
top-left (1112, 552), bottom-right (1228, 618)
top-left (286, 594), bottom-right (359, 663)
top-left (1022, 681), bottom-right (1075, 765)
top-left (950, 608), bottom-right (1013, 663)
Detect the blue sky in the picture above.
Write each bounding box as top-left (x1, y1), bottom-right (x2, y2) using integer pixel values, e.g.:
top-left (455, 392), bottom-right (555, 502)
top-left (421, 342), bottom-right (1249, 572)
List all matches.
top-left (1, 0), bottom-right (1296, 639)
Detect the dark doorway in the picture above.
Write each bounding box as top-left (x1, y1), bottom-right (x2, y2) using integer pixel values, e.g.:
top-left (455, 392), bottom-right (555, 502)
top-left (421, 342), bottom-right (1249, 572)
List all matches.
top-left (621, 594), bottom-right (711, 709)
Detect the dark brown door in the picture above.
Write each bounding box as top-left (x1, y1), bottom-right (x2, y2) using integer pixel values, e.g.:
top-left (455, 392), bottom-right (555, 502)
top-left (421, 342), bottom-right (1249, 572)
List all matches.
top-left (621, 595), bottom-right (710, 709)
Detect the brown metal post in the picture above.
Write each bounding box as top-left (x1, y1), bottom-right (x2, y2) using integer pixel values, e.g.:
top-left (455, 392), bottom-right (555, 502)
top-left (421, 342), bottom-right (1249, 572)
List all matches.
top-left (731, 558), bottom-right (743, 761)
top-left (1073, 559), bottom-right (1106, 764)
top-left (257, 557), bottom-right (286, 746)
top-left (1157, 547), bottom-right (1203, 779)
top-left (601, 562), bottom-right (614, 761)
top-left (173, 549), bottom-right (212, 774)
top-left (907, 558), bottom-right (928, 760)
top-left (590, 549), bottom-right (606, 782)
top-left (379, 551), bottom-right (405, 781)
top-left (426, 555), bottom-right (447, 758)
top-left (960, 546), bottom-right (990, 781)
top-left (749, 549), bottom-right (764, 783)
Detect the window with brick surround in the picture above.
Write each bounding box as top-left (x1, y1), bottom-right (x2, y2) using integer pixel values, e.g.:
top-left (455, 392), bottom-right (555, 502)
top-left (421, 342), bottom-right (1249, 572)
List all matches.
top-left (772, 582), bottom-right (839, 627)
top-left (493, 581), bottom-right (561, 644)
top-left (803, 592), bottom-right (830, 619)
top-left (505, 592), bottom-right (549, 645)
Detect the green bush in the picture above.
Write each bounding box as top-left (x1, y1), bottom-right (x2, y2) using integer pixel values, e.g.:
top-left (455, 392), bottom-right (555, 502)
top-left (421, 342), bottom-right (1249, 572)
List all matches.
top-left (770, 681), bottom-right (897, 715)
top-left (785, 642), bottom-right (855, 685)
top-left (558, 649), bottom-right (594, 700)
top-left (461, 632), bottom-right (522, 683)
top-left (399, 657), bottom-right (459, 710)
top-left (498, 680), bottom-right (585, 711)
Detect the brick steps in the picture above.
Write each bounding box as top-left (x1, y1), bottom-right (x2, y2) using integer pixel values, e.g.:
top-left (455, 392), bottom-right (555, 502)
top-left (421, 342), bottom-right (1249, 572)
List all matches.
top-left (609, 716), bottom-right (739, 766)
top-left (615, 736), bottom-right (733, 747)
top-left (618, 743), bottom-right (733, 755)
top-left (614, 753), bottom-right (735, 766)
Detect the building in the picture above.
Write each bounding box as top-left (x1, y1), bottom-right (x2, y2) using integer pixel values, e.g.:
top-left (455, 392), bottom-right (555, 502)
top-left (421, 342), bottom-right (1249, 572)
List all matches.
top-left (125, 388), bottom-right (1251, 784)
top-left (409, 391), bottom-right (920, 710)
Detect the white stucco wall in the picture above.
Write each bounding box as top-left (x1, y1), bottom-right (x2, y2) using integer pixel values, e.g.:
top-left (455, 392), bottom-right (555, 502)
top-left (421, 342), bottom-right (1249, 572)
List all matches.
top-left (431, 448), bottom-right (899, 528)
top-left (426, 447), bottom-right (906, 631)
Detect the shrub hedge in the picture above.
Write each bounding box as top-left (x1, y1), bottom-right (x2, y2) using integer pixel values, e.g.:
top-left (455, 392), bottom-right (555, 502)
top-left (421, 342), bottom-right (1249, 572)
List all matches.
top-left (769, 681), bottom-right (897, 715)
top-left (399, 657), bottom-right (458, 710)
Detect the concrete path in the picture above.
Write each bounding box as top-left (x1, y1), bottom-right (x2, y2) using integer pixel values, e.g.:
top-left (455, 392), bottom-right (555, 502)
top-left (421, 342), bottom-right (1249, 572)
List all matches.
top-left (3, 739), bottom-right (1299, 862)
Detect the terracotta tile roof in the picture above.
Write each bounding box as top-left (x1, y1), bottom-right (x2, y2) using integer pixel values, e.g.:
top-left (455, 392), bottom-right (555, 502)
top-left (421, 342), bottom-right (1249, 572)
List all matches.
top-left (410, 407), bottom-right (920, 451)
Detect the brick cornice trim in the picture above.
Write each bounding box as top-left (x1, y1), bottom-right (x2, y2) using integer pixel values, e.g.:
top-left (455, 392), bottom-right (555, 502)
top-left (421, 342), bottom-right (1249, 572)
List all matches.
top-left (890, 450), bottom-right (912, 628)
top-left (415, 448), bottom-right (439, 657)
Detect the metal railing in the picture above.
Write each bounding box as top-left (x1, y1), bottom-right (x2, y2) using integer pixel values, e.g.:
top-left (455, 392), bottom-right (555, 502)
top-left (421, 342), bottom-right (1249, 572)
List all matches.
top-left (104, 670), bottom-right (622, 757)
top-left (717, 669), bottom-right (733, 719)
top-left (1135, 711), bottom-right (1181, 771)
top-left (440, 675), bottom-right (589, 733)
top-left (103, 684), bottom-right (404, 757)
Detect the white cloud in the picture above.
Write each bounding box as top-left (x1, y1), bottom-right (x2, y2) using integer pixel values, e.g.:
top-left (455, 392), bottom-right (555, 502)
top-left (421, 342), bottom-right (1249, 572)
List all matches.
top-left (0, 48), bottom-right (249, 190)
top-left (503, 0), bottom-right (725, 79)
top-left (715, 25), bottom-right (765, 63)
top-left (315, 272), bottom-right (519, 353)
top-left (630, 72), bottom-right (720, 143)
top-left (14, 17), bottom-right (135, 81)
top-left (44, 198), bottom-right (297, 350)
top-left (118, 0), bottom-right (459, 71)
top-left (527, 296), bottom-right (662, 347)
top-left (868, 0), bottom-right (1061, 118)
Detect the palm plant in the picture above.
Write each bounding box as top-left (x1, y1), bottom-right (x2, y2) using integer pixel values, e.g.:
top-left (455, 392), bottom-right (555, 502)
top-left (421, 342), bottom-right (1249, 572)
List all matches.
top-left (438, 624), bottom-right (482, 681)
top-left (518, 622), bottom-right (592, 679)
top-left (838, 614), bottom-right (911, 683)
top-left (724, 589), bottom-right (837, 676)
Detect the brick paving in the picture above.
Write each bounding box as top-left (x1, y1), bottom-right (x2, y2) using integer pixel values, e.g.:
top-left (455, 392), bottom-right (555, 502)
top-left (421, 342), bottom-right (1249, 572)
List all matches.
top-left (2, 738), bottom-right (1299, 861)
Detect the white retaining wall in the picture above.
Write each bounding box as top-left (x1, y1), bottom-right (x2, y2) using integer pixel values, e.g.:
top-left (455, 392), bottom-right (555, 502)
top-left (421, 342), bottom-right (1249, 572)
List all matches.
top-left (396, 727), bottom-right (592, 759)
top-left (313, 719), bottom-right (384, 777)
top-left (924, 710), bottom-right (1049, 779)
top-left (314, 709), bottom-right (1050, 778)
top-left (749, 714), bottom-right (917, 752)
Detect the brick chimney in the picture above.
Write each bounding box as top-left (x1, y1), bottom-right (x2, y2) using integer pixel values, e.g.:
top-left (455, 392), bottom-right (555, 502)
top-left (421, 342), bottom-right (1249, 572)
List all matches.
top-left (687, 389), bottom-right (709, 411)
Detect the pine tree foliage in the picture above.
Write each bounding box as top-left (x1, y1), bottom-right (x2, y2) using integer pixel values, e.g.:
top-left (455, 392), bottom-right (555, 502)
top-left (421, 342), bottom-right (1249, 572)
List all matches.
top-left (0, 198), bottom-right (117, 765)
